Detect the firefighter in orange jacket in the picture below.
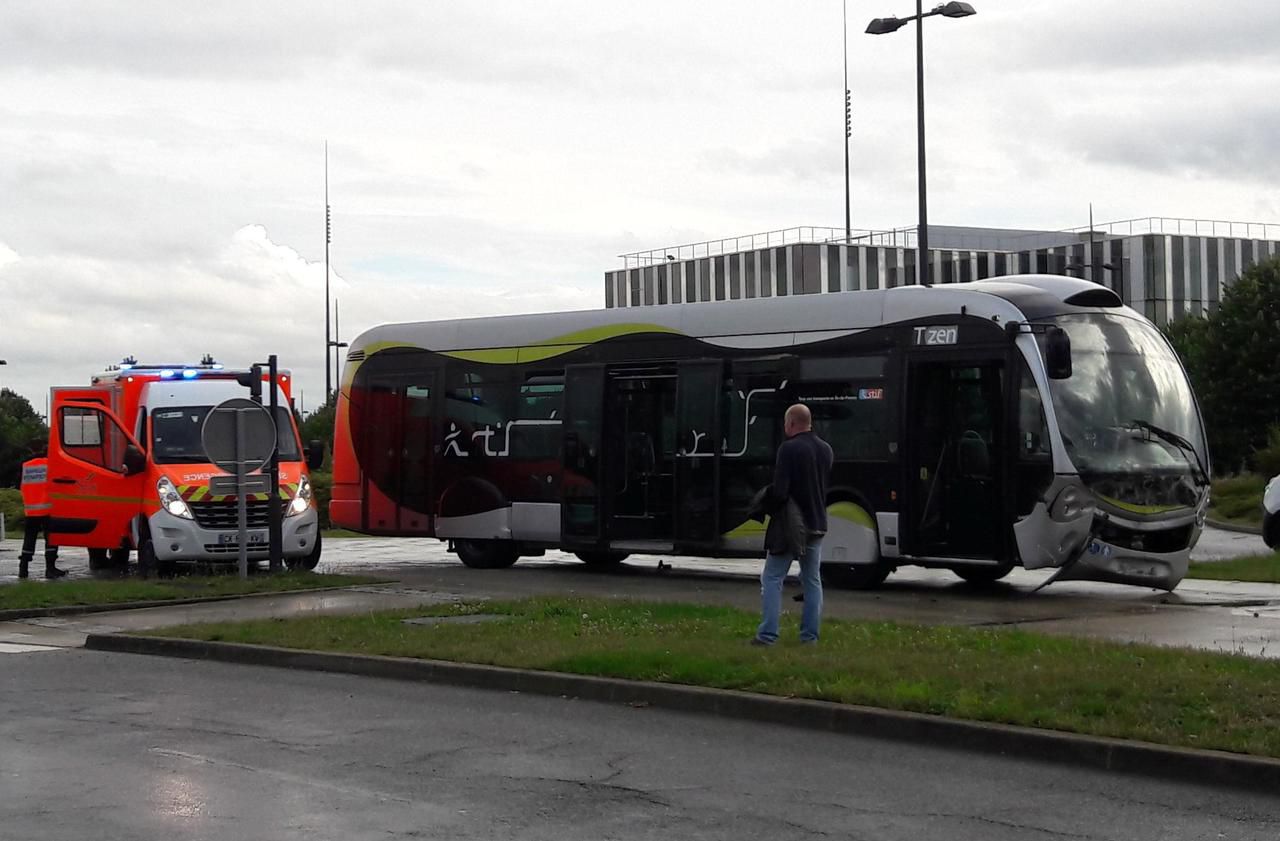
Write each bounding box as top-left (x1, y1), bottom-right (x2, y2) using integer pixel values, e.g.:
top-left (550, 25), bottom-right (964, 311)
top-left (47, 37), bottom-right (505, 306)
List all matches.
top-left (18, 457), bottom-right (67, 580)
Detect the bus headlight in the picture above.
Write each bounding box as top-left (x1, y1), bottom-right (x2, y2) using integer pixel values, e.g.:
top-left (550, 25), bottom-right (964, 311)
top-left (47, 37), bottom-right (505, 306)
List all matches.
top-left (157, 476), bottom-right (193, 520)
top-left (287, 475), bottom-right (313, 517)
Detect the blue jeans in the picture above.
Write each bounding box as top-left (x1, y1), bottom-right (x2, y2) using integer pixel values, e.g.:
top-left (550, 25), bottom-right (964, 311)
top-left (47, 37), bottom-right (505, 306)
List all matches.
top-left (756, 537), bottom-right (823, 644)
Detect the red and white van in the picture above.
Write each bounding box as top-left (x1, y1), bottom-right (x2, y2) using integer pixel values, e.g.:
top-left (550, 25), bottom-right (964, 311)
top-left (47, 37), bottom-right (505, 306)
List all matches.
top-left (45, 359), bottom-right (324, 576)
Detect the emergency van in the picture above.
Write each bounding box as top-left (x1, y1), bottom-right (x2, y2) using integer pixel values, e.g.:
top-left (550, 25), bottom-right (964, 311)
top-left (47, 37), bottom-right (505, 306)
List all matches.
top-left (44, 358), bottom-right (324, 576)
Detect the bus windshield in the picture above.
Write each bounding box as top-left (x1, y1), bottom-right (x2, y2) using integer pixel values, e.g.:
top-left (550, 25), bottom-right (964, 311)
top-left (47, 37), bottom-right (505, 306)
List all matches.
top-left (151, 406), bottom-right (301, 465)
top-left (1038, 313), bottom-right (1207, 484)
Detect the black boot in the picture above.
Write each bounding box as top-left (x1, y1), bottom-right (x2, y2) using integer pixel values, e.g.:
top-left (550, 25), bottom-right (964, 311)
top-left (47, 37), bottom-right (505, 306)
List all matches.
top-left (45, 558), bottom-right (67, 579)
top-left (18, 555), bottom-right (30, 580)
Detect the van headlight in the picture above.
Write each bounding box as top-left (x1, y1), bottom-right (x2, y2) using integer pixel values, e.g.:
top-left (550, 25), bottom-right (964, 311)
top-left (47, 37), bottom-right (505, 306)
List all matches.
top-left (287, 475), bottom-right (313, 517)
top-left (157, 477), bottom-right (194, 520)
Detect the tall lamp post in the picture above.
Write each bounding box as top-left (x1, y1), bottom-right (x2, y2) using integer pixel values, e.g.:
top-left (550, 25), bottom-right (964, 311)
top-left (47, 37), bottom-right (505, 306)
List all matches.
top-left (328, 298), bottom-right (347, 404)
top-left (867, 1), bottom-right (976, 287)
top-left (324, 142), bottom-right (333, 403)
top-left (843, 0), bottom-right (851, 245)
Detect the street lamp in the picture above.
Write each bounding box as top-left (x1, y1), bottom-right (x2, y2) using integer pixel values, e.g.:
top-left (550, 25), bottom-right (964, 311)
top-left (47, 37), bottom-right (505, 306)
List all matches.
top-left (327, 298), bottom-right (347, 406)
top-left (867, 1), bottom-right (976, 287)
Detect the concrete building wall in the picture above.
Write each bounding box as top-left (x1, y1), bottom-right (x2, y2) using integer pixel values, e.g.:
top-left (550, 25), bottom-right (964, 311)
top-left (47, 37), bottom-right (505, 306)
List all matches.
top-left (605, 233), bottom-right (1280, 326)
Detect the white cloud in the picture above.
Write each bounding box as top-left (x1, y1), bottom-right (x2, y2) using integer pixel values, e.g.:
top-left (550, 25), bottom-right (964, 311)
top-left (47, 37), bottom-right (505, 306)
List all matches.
top-left (1, 0), bottom-right (1277, 412)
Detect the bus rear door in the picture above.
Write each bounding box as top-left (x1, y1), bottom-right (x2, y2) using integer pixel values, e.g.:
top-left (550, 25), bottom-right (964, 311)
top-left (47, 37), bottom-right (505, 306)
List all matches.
top-left (674, 359), bottom-right (723, 552)
top-left (560, 364), bottom-right (607, 549)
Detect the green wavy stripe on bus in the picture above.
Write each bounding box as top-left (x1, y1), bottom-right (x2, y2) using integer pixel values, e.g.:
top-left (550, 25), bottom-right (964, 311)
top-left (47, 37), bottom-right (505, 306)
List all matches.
top-left (828, 501), bottom-right (875, 529)
top-left (721, 502), bottom-right (873, 539)
top-left (1096, 495), bottom-right (1187, 515)
top-left (723, 518), bottom-right (767, 539)
top-left (442, 323), bottom-right (684, 365)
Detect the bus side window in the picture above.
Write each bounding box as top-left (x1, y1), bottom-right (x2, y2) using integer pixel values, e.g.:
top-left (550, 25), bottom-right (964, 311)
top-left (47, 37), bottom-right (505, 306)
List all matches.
top-left (512, 373), bottom-right (563, 460)
top-left (1018, 361), bottom-right (1051, 457)
top-left (795, 382), bottom-right (891, 461)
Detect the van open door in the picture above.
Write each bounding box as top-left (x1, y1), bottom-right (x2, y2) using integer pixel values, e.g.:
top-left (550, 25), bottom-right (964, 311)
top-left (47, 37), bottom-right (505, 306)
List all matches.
top-left (46, 396), bottom-right (147, 550)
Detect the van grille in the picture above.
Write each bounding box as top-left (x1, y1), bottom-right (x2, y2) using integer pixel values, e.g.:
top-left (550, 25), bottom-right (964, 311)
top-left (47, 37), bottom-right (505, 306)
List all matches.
top-left (189, 500), bottom-right (285, 530)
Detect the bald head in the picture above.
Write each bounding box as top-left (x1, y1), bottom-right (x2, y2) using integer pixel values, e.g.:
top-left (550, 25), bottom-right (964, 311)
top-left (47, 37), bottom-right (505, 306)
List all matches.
top-left (784, 403), bottom-right (811, 438)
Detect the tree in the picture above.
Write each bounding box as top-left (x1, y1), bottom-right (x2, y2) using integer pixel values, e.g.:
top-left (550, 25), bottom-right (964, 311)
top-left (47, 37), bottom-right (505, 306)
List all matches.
top-left (300, 393), bottom-right (337, 469)
top-left (0, 389), bottom-right (49, 488)
top-left (1165, 255), bottom-right (1280, 474)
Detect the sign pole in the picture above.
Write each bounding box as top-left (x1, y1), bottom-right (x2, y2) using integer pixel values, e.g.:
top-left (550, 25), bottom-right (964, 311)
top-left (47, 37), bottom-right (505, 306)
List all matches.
top-left (236, 408), bottom-right (249, 580)
top-left (267, 355), bottom-right (283, 572)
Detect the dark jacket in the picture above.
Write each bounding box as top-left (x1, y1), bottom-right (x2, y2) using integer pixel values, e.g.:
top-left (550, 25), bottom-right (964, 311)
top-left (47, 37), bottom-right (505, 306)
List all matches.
top-left (773, 431), bottom-right (834, 533)
top-left (748, 430), bottom-right (834, 559)
top-left (748, 485), bottom-right (808, 559)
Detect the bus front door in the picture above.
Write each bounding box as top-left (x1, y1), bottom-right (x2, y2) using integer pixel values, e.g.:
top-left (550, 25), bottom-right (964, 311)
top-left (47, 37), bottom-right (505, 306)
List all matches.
top-left (903, 358), bottom-right (1007, 560)
top-left (561, 364), bottom-right (607, 548)
top-left (674, 360), bottom-right (723, 552)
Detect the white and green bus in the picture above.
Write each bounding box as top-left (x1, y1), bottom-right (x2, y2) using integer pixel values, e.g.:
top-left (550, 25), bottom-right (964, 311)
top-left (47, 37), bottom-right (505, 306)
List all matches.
top-left (331, 274), bottom-right (1210, 590)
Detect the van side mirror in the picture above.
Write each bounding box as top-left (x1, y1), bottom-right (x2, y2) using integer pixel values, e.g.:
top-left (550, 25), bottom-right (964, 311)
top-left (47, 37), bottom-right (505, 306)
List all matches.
top-left (306, 440), bottom-right (325, 471)
top-left (1045, 326), bottom-right (1072, 380)
top-left (123, 444), bottom-right (147, 476)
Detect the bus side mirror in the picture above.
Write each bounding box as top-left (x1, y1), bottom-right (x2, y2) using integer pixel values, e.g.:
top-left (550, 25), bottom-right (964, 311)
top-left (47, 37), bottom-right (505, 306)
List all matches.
top-left (1045, 326), bottom-right (1072, 380)
top-left (306, 440), bottom-right (325, 471)
top-left (123, 444), bottom-right (147, 476)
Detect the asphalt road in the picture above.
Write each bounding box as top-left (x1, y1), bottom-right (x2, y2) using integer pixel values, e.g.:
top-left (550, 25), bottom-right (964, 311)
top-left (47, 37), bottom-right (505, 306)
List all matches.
top-left (3, 525), bottom-right (1280, 657)
top-left (3, 649), bottom-right (1278, 840)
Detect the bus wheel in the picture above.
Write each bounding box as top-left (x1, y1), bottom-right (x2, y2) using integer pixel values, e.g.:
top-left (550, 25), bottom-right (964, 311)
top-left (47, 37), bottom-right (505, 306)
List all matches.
top-left (455, 539), bottom-right (519, 569)
top-left (574, 551), bottom-right (629, 568)
top-left (287, 533), bottom-right (322, 572)
top-left (88, 548), bottom-right (112, 571)
top-left (952, 562), bottom-right (1015, 585)
top-left (823, 562), bottom-right (891, 590)
top-left (109, 548), bottom-right (130, 570)
top-left (1264, 514), bottom-right (1279, 550)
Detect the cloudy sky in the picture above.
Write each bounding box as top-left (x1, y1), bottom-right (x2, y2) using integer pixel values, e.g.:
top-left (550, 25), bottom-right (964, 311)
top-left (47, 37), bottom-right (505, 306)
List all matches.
top-left (2, 0), bottom-right (1276, 415)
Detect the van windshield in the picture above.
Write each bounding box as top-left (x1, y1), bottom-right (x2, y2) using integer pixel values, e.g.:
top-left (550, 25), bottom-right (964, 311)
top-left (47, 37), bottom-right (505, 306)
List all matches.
top-left (150, 406), bottom-right (301, 465)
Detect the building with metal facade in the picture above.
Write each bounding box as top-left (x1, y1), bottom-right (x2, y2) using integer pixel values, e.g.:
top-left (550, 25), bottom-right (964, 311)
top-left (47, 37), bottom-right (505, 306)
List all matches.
top-left (604, 218), bottom-right (1280, 325)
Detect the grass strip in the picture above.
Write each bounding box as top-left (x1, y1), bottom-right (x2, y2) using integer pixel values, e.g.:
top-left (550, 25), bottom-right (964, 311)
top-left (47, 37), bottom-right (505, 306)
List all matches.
top-left (1209, 475), bottom-right (1266, 528)
top-left (0, 572), bottom-right (384, 612)
top-left (153, 596), bottom-right (1280, 759)
top-left (1188, 553), bottom-right (1280, 583)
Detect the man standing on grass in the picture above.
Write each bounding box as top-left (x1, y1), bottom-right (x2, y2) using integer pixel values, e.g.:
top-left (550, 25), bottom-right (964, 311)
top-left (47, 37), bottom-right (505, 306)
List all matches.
top-left (753, 403), bottom-right (832, 646)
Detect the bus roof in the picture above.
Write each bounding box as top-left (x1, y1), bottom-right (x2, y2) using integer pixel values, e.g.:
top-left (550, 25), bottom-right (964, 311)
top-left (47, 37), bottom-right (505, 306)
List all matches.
top-left (350, 274), bottom-right (1133, 356)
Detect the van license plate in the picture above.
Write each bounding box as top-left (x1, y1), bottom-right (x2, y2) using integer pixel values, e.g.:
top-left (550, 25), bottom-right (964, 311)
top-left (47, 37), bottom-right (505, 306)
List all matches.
top-left (219, 531), bottom-right (266, 545)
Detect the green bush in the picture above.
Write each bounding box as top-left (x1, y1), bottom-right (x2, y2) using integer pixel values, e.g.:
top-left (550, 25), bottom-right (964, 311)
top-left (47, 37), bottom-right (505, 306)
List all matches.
top-left (1209, 474), bottom-right (1266, 524)
top-left (309, 470), bottom-right (332, 530)
top-left (0, 487), bottom-right (24, 535)
top-left (1254, 425), bottom-right (1280, 478)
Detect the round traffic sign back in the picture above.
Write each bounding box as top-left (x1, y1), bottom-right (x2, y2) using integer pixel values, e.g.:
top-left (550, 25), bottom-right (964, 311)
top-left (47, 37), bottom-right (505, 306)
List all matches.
top-left (201, 398), bottom-right (278, 475)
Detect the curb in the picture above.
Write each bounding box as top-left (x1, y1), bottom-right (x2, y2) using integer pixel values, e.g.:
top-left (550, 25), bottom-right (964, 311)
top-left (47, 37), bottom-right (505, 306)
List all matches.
top-left (85, 633), bottom-right (1280, 795)
top-left (1205, 517), bottom-right (1264, 536)
top-left (0, 582), bottom-right (391, 623)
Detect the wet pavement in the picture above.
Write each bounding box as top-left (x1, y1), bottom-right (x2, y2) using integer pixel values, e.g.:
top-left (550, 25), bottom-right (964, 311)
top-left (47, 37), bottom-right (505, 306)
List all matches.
top-left (1, 526), bottom-right (1279, 657)
top-left (8, 650), bottom-right (1279, 840)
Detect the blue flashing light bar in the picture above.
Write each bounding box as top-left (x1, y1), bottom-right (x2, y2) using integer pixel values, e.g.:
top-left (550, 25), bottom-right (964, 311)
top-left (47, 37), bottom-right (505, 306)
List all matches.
top-left (159, 369), bottom-right (175, 379)
top-left (181, 369), bottom-right (199, 379)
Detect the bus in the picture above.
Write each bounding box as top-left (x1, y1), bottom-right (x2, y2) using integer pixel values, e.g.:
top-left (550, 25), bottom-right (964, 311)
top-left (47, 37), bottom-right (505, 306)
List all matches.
top-left (330, 274), bottom-right (1210, 590)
